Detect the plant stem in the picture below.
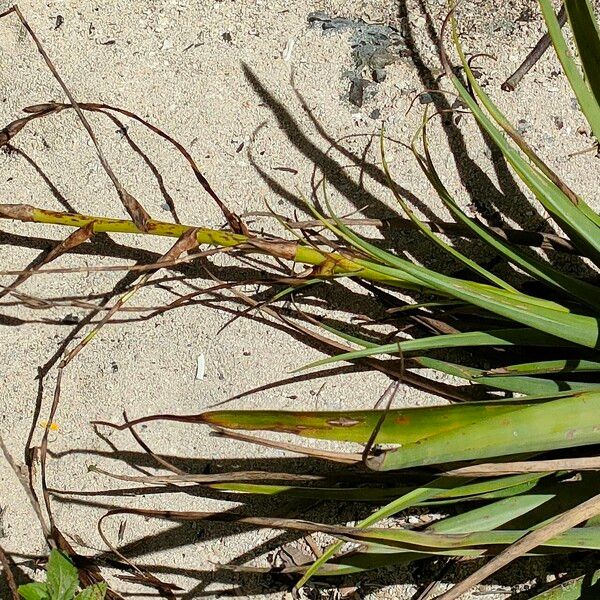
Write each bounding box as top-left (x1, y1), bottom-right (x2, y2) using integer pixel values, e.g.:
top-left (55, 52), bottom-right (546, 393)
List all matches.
top-left (0, 203), bottom-right (422, 288)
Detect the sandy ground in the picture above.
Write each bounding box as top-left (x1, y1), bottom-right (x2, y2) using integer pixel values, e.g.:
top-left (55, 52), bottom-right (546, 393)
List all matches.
top-left (1, 0), bottom-right (599, 598)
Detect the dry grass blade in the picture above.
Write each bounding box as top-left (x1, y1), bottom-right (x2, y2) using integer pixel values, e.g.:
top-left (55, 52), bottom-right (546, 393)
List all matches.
top-left (0, 246), bottom-right (227, 278)
top-left (433, 492), bottom-right (600, 600)
top-left (267, 213), bottom-right (578, 254)
top-left (210, 427), bottom-right (362, 464)
top-left (122, 412), bottom-right (186, 476)
top-left (90, 465), bottom-right (324, 485)
top-left (2, 6), bottom-right (152, 231)
top-left (443, 456), bottom-right (600, 476)
top-left (0, 543), bottom-right (20, 600)
top-left (96, 513), bottom-right (179, 599)
top-left (27, 100), bottom-right (246, 234)
top-left (0, 434), bottom-right (50, 541)
top-left (501, 4), bottom-right (567, 91)
top-left (0, 223), bottom-right (94, 300)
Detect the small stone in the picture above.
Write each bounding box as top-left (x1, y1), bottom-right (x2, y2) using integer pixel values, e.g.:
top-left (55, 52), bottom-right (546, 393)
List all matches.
top-left (372, 68), bottom-right (386, 83)
top-left (349, 77), bottom-right (369, 107)
top-left (110, 361), bottom-right (119, 373)
top-left (222, 32), bottom-right (232, 43)
top-left (553, 116), bottom-right (564, 130)
top-left (195, 354), bottom-right (206, 380)
top-left (62, 313), bottom-right (79, 324)
top-left (369, 108), bottom-right (381, 119)
top-left (419, 92), bottom-right (434, 105)
top-left (282, 37), bottom-right (295, 61)
top-left (517, 119), bottom-right (531, 134)
top-left (160, 38), bottom-right (173, 50)
top-left (352, 112), bottom-right (367, 126)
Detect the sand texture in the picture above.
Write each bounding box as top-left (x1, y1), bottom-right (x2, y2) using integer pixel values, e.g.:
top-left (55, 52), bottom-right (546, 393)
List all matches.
top-left (1, 0), bottom-right (599, 598)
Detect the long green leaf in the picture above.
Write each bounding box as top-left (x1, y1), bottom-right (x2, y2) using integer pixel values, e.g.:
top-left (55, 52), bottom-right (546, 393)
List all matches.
top-left (353, 255), bottom-right (599, 348)
top-left (311, 206), bottom-right (599, 347)
top-left (428, 494), bottom-right (555, 533)
top-left (201, 400), bottom-right (547, 444)
top-left (565, 0), bottom-right (600, 108)
top-left (298, 325), bottom-right (564, 370)
top-left (528, 569), bottom-right (600, 599)
top-left (369, 391), bottom-right (600, 470)
top-left (210, 473), bottom-right (545, 504)
top-left (319, 525), bottom-right (600, 552)
top-left (540, 0), bottom-right (600, 140)
top-left (414, 356), bottom-right (600, 396)
top-left (300, 327), bottom-right (570, 371)
top-left (483, 358), bottom-right (600, 377)
top-left (415, 123), bottom-right (600, 309)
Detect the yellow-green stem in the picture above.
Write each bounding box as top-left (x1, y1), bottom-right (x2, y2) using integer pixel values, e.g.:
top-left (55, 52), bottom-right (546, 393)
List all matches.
top-left (19, 206), bottom-right (423, 289)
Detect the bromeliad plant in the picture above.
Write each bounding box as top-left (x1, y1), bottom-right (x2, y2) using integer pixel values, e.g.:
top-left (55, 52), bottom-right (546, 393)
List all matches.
top-left (1, 1), bottom-right (600, 598)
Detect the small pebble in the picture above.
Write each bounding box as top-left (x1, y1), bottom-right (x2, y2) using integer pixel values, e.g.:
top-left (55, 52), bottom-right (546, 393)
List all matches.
top-left (195, 354), bottom-right (206, 380)
top-left (372, 68), bottom-right (386, 83)
top-left (517, 118), bottom-right (531, 134)
top-left (62, 313), bottom-right (79, 324)
top-left (419, 92), bottom-right (434, 104)
top-left (282, 37), bottom-right (295, 61)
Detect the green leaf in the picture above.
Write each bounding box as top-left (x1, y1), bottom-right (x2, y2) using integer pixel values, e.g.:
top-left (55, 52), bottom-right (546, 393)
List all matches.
top-left (315, 525), bottom-right (600, 553)
top-left (427, 494), bottom-right (555, 533)
top-left (46, 550), bottom-right (79, 600)
top-left (540, 0), bottom-right (600, 140)
top-left (528, 568), bottom-right (600, 599)
top-left (565, 0), bottom-right (600, 109)
top-left (482, 358), bottom-right (600, 377)
top-left (352, 255), bottom-right (599, 348)
top-left (414, 356), bottom-right (600, 396)
top-left (201, 399), bottom-right (547, 444)
top-left (299, 327), bottom-right (570, 371)
top-left (17, 583), bottom-right (50, 600)
top-left (74, 583), bottom-right (107, 600)
top-left (415, 122), bottom-right (600, 310)
top-left (210, 473), bottom-right (545, 504)
top-left (369, 391), bottom-right (600, 470)
top-left (315, 209), bottom-right (598, 347)
top-left (296, 476), bottom-right (458, 587)
top-left (448, 14), bottom-right (600, 261)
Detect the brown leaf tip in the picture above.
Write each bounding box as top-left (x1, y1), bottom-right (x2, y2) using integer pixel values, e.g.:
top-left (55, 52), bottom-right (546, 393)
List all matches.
top-left (0, 203), bottom-right (35, 222)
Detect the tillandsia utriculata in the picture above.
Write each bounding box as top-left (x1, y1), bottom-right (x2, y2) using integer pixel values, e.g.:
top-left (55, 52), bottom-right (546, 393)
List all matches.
top-left (1, 2), bottom-right (600, 600)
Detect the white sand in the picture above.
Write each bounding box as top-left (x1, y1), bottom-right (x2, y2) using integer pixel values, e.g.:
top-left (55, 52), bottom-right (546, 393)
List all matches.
top-left (1, 1), bottom-right (598, 598)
